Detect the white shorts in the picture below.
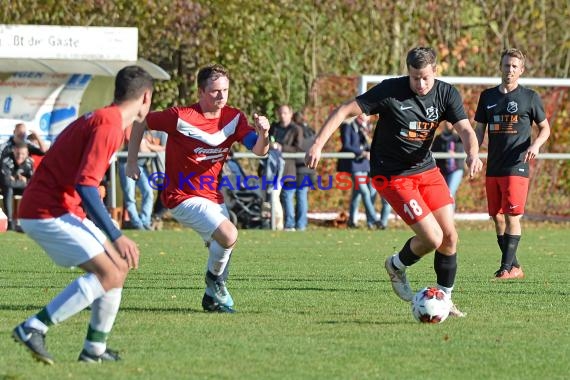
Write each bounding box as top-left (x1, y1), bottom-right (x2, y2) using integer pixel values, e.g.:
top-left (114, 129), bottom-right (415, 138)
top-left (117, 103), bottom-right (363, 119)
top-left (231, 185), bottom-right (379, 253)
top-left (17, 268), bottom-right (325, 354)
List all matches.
top-left (20, 214), bottom-right (107, 268)
top-left (170, 197), bottom-right (229, 241)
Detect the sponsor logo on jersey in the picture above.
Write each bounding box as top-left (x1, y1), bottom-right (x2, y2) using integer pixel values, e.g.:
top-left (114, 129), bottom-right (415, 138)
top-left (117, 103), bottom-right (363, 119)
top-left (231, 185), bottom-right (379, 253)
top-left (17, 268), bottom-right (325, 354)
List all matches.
top-left (194, 147), bottom-right (229, 162)
top-left (486, 104), bottom-right (497, 109)
top-left (400, 105), bottom-right (413, 110)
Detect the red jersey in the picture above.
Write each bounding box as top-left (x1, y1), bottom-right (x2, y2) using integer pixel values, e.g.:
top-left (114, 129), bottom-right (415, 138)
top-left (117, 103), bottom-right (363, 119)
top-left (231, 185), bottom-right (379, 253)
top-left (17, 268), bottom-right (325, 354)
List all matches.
top-left (145, 105), bottom-right (254, 207)
top-left (19, 106), bottom-right (125, 219)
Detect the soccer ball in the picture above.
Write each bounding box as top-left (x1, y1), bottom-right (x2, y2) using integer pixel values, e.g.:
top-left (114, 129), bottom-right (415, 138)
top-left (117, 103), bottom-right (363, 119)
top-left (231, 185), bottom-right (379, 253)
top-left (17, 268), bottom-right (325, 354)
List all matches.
top-left (411, 287), bottom-right (451, 324)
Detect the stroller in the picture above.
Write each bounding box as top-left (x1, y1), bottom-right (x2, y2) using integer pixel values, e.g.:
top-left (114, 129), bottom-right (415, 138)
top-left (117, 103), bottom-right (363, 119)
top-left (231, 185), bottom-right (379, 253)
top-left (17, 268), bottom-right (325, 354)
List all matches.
top-left (221, 157), bottom-right (264, 229)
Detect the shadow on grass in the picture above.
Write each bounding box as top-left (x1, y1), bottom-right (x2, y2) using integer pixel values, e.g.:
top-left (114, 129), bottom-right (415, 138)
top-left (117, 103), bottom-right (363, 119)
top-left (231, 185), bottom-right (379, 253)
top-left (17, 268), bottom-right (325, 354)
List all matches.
top-left (317, 319), bottom-right (407, 326)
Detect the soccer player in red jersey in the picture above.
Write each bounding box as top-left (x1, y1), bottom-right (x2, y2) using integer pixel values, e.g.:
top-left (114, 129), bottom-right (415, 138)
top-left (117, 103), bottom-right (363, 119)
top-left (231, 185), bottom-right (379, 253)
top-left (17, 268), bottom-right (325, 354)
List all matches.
top-left (126, 64), bottom-right (270, 313)
top-left (12, 66), bottom-right (154, 364)
top-left (475, 48), bottom-right (550, 280)
top-left (306, 47), bottom-right (483, 317)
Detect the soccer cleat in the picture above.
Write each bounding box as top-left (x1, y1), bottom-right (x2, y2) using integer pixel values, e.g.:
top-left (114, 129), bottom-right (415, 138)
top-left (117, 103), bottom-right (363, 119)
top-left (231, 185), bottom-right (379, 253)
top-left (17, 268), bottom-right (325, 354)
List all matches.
top-left (202, 293), bottom-right (236, 313)
top-left (494, 268), bottom-right (518, 280)
top-left (205, 271), bottom-right (234, 308)
top-left (78, 348), bottom-right (121, 363)
top-left (449, 302), bottom-right (466, 318)
top-left (384, 255), bottom-right (413, 301)
top-left (12, 323), bottom-right (54, 365)
top-left (509, 266), bottom-right (525, 279)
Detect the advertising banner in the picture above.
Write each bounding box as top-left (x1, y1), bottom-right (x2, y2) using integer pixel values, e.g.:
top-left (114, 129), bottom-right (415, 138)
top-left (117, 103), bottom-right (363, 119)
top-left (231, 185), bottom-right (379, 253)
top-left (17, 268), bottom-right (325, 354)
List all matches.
top-left (0, 72), bottom-right (92, 143)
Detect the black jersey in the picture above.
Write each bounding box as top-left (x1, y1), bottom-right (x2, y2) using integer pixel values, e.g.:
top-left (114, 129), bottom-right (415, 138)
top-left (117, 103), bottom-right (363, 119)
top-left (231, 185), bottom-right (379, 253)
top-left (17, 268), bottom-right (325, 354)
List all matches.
top-left (356, 77), bottom-right (467, 178)
top-left (474, 86), bottom-right (546, 177)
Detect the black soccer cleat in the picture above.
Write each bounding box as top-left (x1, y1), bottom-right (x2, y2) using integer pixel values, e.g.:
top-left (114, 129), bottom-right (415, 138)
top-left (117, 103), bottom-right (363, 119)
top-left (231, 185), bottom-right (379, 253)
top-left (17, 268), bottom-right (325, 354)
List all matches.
top-left (201, 293), bottom-right (236, 313)
top-left (78, 348), bottom-right (121, 363)
top-left (12, 323), bottom-right (55, 365)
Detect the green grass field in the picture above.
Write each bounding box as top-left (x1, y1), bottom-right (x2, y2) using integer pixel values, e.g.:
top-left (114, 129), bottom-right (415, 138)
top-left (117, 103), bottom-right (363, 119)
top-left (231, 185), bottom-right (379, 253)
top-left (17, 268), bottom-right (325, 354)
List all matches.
top-left (1, 223), bottom-right (568, 380)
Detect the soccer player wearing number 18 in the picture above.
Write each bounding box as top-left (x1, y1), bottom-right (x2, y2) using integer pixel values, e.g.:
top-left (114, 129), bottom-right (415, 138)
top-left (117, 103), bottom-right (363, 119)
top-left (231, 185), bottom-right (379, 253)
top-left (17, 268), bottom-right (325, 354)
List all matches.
top-left (305, 47), bottom-right (483, 317)
top-left (475, 48), bottom-right (550, 280)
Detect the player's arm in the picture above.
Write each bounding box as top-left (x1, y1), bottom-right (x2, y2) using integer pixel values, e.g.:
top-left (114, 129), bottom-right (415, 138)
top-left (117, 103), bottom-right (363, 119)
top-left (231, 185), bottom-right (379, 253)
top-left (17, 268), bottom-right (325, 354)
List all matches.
top-left (242, 113), bottom-right (270, 156)
top-left (453, 119), bottom-right (483, 178)
top-left (126, 120), bottom-right (147, 180)
top-left (525, 119), bottom-right (551, 162)
top-left (474, 122), bottom-right (487, 147)
top-left (306, 99), bottom-right (363, 169)
top-left (75, 185), bottom-right (139, 269)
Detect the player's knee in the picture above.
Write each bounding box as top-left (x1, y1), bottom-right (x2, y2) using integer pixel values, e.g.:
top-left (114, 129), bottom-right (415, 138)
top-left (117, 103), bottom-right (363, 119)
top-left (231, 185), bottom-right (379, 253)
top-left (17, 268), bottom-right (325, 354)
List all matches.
top-left (213, 220), bottom-right (238, 248)
top-left (422, 229), bottom-right (444, 251)
top-left (441, 229), bottom-right (458, 250)
top-left (100, 266), bottom-right (128, 290)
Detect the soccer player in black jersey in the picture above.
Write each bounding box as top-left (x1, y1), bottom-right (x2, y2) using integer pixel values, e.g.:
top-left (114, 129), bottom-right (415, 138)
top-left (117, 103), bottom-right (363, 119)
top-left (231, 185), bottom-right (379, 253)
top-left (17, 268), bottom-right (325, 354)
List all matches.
top-left (475, 48), bottom-right (550, 280)
top-left (306, 47), bottom-right (483, 317)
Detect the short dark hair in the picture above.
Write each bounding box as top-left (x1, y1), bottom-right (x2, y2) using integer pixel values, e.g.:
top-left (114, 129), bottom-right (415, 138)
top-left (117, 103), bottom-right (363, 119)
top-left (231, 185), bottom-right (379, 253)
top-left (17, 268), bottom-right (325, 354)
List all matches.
top-left (406, 47), bottom-right (437, 70)
top-left (500, 48), bottom-right (526, 67)
top-left (13, 141), bottom-right (28, 150)
top-left (197, 64), bottom-right (229, 89)
top-left (114, 66), bottom-right (154, 103)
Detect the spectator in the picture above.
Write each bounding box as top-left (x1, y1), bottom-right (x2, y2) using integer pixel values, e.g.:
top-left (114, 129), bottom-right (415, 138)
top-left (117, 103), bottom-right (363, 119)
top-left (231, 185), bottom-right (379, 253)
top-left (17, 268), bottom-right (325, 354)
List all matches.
top-left (432, 122), bottom-right (465, 204)
top-left (118, 127), bottom-right (154, 230)
top-left (293, 110), bottom-right (316, 231)
top-left (270, 105), bottom-right (306, 231)
top-left (258, 140), bottom-right (285, 230)
top-left (337, 114), bottom-right (391, 229)
top-left (0, 123), bottom-right (48, 161)
top-left (146, 130), bottom-right (168, 230)
top-left (1, 142), bottom-right (34, 231)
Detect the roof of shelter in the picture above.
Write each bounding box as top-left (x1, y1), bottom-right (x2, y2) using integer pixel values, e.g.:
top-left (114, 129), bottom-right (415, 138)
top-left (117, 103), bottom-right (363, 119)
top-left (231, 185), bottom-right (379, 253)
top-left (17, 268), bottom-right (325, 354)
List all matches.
top-left (0, 57), bottom-right (170, 80)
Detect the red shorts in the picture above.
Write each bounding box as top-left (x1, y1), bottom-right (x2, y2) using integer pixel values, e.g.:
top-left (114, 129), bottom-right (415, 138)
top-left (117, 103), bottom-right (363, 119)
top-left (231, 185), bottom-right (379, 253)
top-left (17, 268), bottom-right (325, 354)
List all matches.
top-left (371, 167), bottom-right (453, 225)
top-left (485, 176), bottom-right (529, 216)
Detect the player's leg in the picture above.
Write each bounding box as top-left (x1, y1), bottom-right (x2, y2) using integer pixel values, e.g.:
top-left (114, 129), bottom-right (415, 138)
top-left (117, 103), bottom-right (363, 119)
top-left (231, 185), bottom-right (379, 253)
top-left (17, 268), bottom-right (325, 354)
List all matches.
top-left (378, 169), bottom-right (445, 302)
top-left (206, 219), bottom-right (238, 308)
top-left (170, 198), bottom-right (237, 312)
top-left (13, 215), bottom-right (125, 364)
top-left (487, 176), bottom-right (510, 277)
top-left (430, 205), bottom-right (465, 317)
top-left (76, 220), bottom-right (129, 362)
top-left (498, 176), bottom-right (528, 279)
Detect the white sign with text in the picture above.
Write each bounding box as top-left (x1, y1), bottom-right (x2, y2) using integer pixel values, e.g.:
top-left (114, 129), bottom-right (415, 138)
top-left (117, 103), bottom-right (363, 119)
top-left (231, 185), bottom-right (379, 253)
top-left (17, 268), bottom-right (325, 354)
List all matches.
top-left (0, 24), bottom-right (138, 61)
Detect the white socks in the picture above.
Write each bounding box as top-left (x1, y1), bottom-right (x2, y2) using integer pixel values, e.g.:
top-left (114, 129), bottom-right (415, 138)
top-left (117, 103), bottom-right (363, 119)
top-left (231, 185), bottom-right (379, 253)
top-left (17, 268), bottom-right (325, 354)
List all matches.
top-left (45, 273), bottom-right (106, 324)
top-left (207, 240), bottom-right (233, 276)
top-left (84, 287), bottom-right (123, 356)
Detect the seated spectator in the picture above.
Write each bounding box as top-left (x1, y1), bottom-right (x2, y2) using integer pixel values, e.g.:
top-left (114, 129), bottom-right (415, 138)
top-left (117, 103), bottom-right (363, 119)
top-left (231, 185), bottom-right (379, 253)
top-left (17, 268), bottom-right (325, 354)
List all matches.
top-left (0, 123), bottom-right (48, 161)
top-left (1, 142), bottom-right (34, 231)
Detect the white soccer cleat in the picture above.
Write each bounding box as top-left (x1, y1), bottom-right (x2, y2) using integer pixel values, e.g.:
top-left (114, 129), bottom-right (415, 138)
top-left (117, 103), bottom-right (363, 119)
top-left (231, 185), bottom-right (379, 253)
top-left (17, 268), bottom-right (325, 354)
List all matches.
top-left (448, 302), bottom-right (466, 318)
top-left (384, 255), bottom-right (413, 302)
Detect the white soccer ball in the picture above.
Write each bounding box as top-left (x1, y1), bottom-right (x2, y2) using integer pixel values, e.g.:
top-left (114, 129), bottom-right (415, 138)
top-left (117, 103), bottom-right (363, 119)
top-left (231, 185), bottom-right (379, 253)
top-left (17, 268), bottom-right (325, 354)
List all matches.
top-left (411, 287), bottom-right (451, 324)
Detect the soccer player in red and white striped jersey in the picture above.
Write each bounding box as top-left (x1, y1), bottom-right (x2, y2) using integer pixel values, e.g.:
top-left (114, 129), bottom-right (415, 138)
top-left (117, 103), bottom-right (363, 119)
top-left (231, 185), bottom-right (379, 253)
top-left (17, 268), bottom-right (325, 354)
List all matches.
top-left (127, 64), bottom-right (270, 313)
